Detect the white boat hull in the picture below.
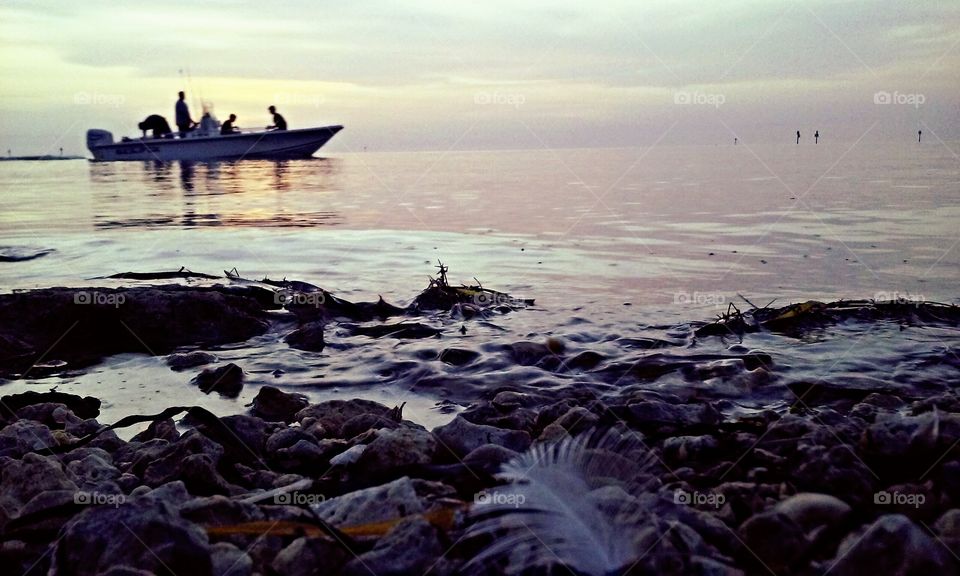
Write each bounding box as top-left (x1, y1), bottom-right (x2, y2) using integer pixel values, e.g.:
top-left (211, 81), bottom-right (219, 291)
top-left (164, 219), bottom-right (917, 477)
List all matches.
top-left (87, 126), bottom-right (342, 161)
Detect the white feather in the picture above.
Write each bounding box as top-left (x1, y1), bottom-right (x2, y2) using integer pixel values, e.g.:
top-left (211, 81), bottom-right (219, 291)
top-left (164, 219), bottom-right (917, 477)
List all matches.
top-left (464, 428), bottom-right (657, 575)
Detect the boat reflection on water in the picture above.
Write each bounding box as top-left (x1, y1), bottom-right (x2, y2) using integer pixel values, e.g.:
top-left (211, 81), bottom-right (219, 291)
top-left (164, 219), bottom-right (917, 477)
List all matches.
top-left (88, 158), bottom-right (342, 229)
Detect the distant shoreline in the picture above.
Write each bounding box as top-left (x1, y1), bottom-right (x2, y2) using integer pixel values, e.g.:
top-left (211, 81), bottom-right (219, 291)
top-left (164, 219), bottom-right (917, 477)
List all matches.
top-left (0, 155), bottom-right (85, 161)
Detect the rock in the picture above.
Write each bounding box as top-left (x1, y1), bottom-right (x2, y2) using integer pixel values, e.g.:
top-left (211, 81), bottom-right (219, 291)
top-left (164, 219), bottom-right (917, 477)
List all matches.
top-left (553, 406), bottom-right (600, 434)
top-left (355, 426), bottom-right (438, 479)
top-left (439, 347), bottom-right (480, 366)
top-left (65, 453), bottom-right (122, 493)
top-left (166, 351), bottom-right (217, 371)
top-left (0, 419), bottom-right (57, 458)
top-left (663, 435), bottom-right (720, 464)
top-left (340, 413), bottom-right (400, 439)
top-left (272, 536), bottom-right (349, 576)
top-left (49, 496), bottom-right (211, 576)
top-left (795, 445), bottom-right (876, 505)
top-left (130, 417), bottom-right (180, 443)
top-left (0, 286), bottom-right (270, 376)
top-left (314, 476), bottom-right (423, 526)
top-left (180, 495), bottom-right (264, 526)
top-left (0, 390), bottom-right (100, 422)
top-left (343, 516), bottom-right (443, 576)
top-left (0, 453), bottom-right (77, 518)
top-left (141, 430), bottom-right (233, 495)
top-left (935, 509), bottom-right (960, 556)
top-left (329, 444), bottom-right (367, 467)
top-left (284, 321), bottom-right (326, 352)
top-left (463, 443), bottom-right (519, 473)
top-left (193, 363), bottom-right (244, 397)
top-left (830, 514), bottom-right (957, 575)
top-left (295, 399), bottom-right (393, 438)
top-left (773, 493), bottom-right (851, 533)
top-left (738, 511), bottom-right (808, 573)
top-left (210, 542), bottom-right (253, 576)
top-left (432, 415), bottom-right (531, 457)
top-left (626, 400), bottom-right (720, 431)
top-left (250, 385), bottom-right (309, 423)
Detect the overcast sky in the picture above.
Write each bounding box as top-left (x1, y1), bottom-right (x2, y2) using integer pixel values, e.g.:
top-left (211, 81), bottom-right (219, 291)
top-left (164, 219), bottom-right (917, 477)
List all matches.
top-left (1, 0), bottom-right (957, 154)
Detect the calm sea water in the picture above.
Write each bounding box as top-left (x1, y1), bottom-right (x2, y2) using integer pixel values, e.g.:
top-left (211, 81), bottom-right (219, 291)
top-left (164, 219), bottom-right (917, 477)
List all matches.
top-left (1, 143), bottom-right (957, 426)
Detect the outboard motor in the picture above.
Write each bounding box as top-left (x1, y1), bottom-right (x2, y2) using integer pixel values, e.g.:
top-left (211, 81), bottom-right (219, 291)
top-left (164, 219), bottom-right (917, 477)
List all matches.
top-left (86, 129), bottom-right (114, 150)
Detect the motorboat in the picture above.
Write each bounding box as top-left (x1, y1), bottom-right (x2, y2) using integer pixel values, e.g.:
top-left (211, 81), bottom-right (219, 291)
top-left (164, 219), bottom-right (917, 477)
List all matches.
top-left (86, 117), bottom-right (342, 161)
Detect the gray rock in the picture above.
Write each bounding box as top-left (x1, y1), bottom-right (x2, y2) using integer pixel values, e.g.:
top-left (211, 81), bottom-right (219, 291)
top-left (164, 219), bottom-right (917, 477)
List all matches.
top-left (432, 415), bottom-right (531, 457)
top-left (49, 496), bottom-right (211, 576)
top-left (553, 406), bottom-right (600, 434)
top-left (738, 511), bottom-right (808, 574)
top-left (773, 493), bottom-right (851, 534)
top-left (340, 412), bottom-right (399, 439)
top-left (295, 399), bottom-right (393, 438)
top-left (626, 400), bottom-right (720, 430)
top-left (0, 419), bottom-right (56, 458)
top-left (130, 417), bottom-right (180, 443)
top-left (663, 435), bottom-right (720, 463)
top-left (250, 385), bottom-right (310, 423)
top-left (272, 536), bottom-right (349, 576)
top-left (830, 514), bottom-right (957, 576)
top-left (180, 494), bottom-right (264, 525)
top-left (355, 426), bottom-right (438, 478)
top-left (463, 443), bottom-right (519, 473)
top-left (935, 509), bottom-right (960, 556)
top-left (193, 363), bottom-right (244, 397)
top-left (314, 476), bottom-right (423, 526)
top-left (285, 321), bottom-right (326, 353)
top-left (0, 452), bottom-right (77, 518)
top-left (166, 351), bottom-right (217, 371)
top-left (343, 516), bottom-right (443, 576)
top-left (210, 542), bottom-right (253, 576)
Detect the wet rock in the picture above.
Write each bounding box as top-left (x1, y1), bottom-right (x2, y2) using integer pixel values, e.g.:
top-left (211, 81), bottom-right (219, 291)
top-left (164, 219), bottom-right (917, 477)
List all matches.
top-left (295, 399), bottom-right (393, 438)
top-left (355, 425), bottom-right (438, 479)
top-left (285, 320), bottom-right (326, 352)
top-left (343, 516), bottom-right (443, 576)
top-left (250, 385), bottom-right (309, 423)
top-left (210, 542), bottom-right (253, 576)
top-left (0, 418), bottom-right (57, 457)
top-left (166, 351), bottom-right (217, 371)
top-left (49, 495), bottom-right (211, 576)
top-left (553, 406), bottom-right (600, 434)
top-left (193, 362), bottom-right (244, 397)
top-left (738, 510), bottom-right (808, 573)
top-left (0, 286), bottom-right (270, 375)
top-left (314, 476), bottom-right (423, 526)
top-left (272, 536), bottom-right (349, 576)
top-left (432, 415), bottom-right (531, 457)
top-left (180, 494), bottom-right (264, 526)
top-left (934, 509), bottom-right (960, 556)
top-left (830, 514), bottom-right (957, 576)
top-left (625, 400), bottom-right (720, 432)
top-left (141, 430), bottom-right (233, 495)
top-left (0, 390), bottom-right (101, 422)
top-left (795, 445), bottom-right (877, 505)
top-left (439, 347), bottom-right (480, 366)
top-left (463, 444), bottom-right (519, 473)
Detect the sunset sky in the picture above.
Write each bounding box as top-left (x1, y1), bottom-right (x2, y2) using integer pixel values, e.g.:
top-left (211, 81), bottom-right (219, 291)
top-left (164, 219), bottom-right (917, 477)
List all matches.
top-left (1, 0), bottom-right (957, 154)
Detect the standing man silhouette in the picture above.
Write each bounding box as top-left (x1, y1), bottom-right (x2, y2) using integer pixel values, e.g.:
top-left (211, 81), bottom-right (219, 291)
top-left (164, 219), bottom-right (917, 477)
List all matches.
top-left (175, 91), bottom-right (196, 138)
top-left (918, 129), bottom-right (922, 143)
top-left (814, 130), bottom-right (819, 144)
top-left (796, 130), bottom-right (801, 144)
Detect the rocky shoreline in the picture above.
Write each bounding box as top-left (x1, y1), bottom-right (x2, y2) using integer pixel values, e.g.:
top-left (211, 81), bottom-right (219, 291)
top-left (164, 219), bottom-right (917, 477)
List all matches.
top-left (2, 382), bottom-right (960, 575)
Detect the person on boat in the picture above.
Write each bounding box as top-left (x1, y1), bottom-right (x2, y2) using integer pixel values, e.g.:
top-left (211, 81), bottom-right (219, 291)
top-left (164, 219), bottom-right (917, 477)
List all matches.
top-left (175, 91), bottom-right (196, 137)
top-left (199, 112), bottom-right (217, 134)
top-left (138, 114), bottom-right (173, 139)
top-left (267, 106), bottom-right (287, 131)
top-left (221, 114), bottom-right (240, 135)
